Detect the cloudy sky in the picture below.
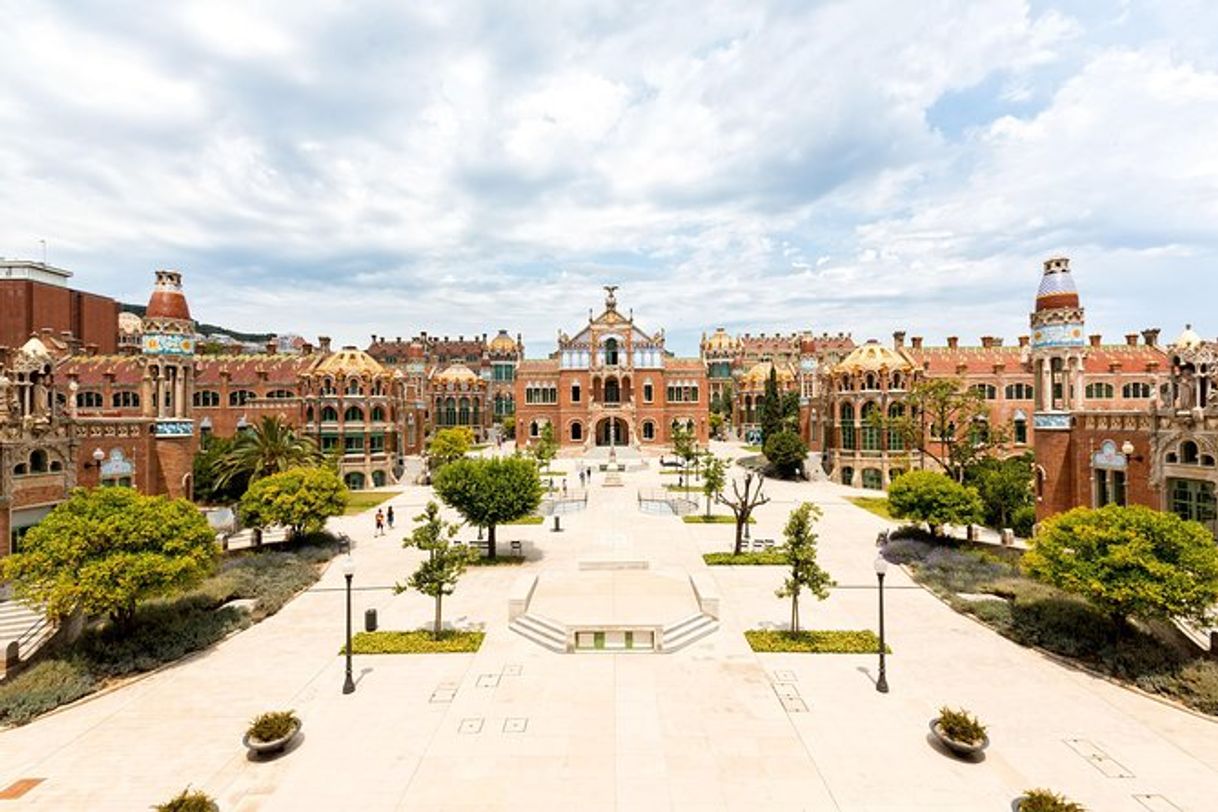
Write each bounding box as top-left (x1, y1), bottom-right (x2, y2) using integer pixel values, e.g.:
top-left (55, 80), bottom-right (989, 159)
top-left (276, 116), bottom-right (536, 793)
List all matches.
top-left (1, 0), bottom-right (1215, 355)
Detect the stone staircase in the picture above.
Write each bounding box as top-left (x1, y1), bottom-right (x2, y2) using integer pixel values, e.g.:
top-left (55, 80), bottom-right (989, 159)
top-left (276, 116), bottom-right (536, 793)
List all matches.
top-left (0, 600), bottom-right (55, 669)
top-left (661, 614), bottom-right (719, 652)
top-left (509, 613), bottom-right (568, 653)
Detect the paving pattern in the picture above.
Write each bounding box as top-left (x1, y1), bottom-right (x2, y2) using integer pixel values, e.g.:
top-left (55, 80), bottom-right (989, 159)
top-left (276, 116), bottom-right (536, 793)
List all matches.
top-left (0, 441), bottom-right (1215, 810)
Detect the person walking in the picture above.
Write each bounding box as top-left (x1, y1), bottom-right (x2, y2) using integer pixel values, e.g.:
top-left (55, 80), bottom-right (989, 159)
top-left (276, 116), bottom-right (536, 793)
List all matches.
top-left (562, 478), bottom-right (568, 495)
top-left (375, 508), bottom-right (385, 537)
top-left (387, 505), bottom-right (395, 530)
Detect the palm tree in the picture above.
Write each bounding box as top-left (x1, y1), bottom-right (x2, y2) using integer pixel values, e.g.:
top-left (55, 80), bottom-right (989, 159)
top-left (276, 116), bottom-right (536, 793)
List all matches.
top-left (212, 416), bottom-right (323, 490)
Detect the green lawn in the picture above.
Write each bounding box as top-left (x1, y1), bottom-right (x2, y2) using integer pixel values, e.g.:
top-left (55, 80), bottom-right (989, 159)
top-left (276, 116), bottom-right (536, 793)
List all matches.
top-left (743, 444), bottom-right (763, 453)
top-left (505, 515), bottom-right (544, 525)
top-left (848, 496), bottom-right (894, 521)
top-left (343, 491), bottom-right (401, 515)
top-left (663, 483), bottom-right (700, 493)
top-left (703, 550), bottom-right (788, 566)
top-left (745, 629), bottom-right (890, 654)
top-left (682, 514), bottom-right (755, 524)
top-left (343, 630), bottom-right (484, 654)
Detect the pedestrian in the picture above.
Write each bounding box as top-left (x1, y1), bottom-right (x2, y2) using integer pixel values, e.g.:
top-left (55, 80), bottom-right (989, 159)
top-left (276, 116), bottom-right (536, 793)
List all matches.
top-left (387, 505), bottom-right (395, 529)
top-left (562, 478), bottom-right (568, 495)
top-left (375, 509), bottom-right (385, 537)
top-left (579, 470), bottom-right (586, 488)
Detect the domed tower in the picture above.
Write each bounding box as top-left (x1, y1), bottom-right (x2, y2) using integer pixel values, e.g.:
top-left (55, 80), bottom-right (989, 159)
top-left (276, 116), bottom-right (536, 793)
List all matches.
top-left (1030, 257), bottom-right (1086, 417)
top-left (140, 270), bottom-right (196, 428)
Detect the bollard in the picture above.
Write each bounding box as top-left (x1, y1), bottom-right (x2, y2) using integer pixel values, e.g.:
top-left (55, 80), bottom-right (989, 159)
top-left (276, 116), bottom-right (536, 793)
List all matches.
top-left (365, 608), bottom-right (378, 633)
top-left (552, 515), bottom-right (562, 532)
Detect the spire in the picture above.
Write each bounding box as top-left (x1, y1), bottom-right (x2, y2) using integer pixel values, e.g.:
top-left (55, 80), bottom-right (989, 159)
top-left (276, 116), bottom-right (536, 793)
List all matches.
top-left (1035, 257), bottom-right (1079, 312)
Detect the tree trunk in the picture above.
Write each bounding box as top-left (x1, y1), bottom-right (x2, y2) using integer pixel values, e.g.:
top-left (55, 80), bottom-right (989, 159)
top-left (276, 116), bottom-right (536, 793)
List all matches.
top-left (733, 517), bottom-right (744, 555)
top-left (434, 593), bottom-right (443, 640)
top-left (487, 523), bottom-right (498, 559)
top-left (706, 491), bottom-right (712, 519)
top-left (791, 592), bottom-right (800, 633)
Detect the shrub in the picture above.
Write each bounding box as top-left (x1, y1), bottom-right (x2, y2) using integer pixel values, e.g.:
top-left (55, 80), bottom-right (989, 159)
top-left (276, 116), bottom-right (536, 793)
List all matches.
top-left (0, 659), bottom-right (97, 726)
top-left (343, 630), bottom-right (485, 654)
top-left (1019, 789), bottom-right (1086, 812)
top-left (763, 430), bottom-right (808, 478)
top-left (1012, 505), bottom-right (1036, 538)
top-left (683, 515), bottom-right (753, 524)
top-left (935, 707), bottom-right (986, 744)
top-left (744, 629), bottom-right (889, 653)
top-left (703, 551), bottom-right (789, 566)
top-left (155, 788), bottom-right (217, 812)
top-left (247, 710), bottom-right (299, 743)
top-left (887, 471), bottom-right (984, 536)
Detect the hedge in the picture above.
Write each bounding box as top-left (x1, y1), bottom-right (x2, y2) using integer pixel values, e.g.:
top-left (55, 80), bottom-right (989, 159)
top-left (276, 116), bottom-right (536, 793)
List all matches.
top-left (744, 630), bottom-right (890, 654)
top-left (682, 515), bottom-right (755, 524)
top-left (703, 551), bottom-right (788, 566)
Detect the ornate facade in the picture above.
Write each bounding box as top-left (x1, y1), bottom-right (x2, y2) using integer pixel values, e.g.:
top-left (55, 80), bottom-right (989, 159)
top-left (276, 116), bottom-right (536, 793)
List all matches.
top-left (515, 287), bottom-right (709, 451)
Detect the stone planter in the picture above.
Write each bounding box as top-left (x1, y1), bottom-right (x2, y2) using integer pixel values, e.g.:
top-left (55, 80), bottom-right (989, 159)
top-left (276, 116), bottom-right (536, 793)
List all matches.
top-left (242, 719), bottom-right (302, 757)
top-left (930, 719), bottom-right (989, 758)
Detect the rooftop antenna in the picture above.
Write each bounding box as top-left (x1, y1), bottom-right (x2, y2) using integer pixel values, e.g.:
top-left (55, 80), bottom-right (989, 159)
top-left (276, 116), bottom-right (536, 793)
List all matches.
top-left (39, 239), bottom-right (46, 265)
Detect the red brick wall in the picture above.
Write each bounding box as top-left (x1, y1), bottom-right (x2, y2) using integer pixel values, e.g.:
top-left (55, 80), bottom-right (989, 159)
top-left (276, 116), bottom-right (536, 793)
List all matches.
top-left (0, 280), bottom-right (118, 351)
top-left (74, 291), bottom-right (119, 354)
top-left (1034, 427), bottom-right (1075, 521)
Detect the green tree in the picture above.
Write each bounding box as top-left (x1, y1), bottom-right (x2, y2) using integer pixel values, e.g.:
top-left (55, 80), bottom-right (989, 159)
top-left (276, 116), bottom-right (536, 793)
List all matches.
top-left (428, 427), bottom-right (474, 469)
top-left (1023, 504), bottom-right (1218, 631)
top-left (433, 457), bottom-right (543, 558)
top-left (531, 422), bottom-right (558, 470)
top-left (500, 415), bottom-right (516, 440)
top-left (192, 434), bottom-right (247, 504)
top-left (394, 501), bottom-right (473, 638)
top-left (763, 430), bottom-right (807, 478)
top-left (779, 390), bottom-right (801, 433)
top-left (212, 415), bottom-right (323, 491)
top-left (966, 454), bottom-right (1034, 529)
top-left (717, 470), bottom-right (771, 555)
top-left (759, 365), bottom-right (783, 441)
top-left (709, 412), bottom-right (725, 440)
top-left (238, 466), bottom-right (348, 537)
top-left (881, 378), bottom-right (1008, 482)
top-left (887, 470), bottom-right (984, 537)
top-left (2, 488), bottom-right (217, 629)
top-left (671, 422), bottom-right (697, 482)
top-left (775, 503), bottom-right (835, 632)
top-left (701, 453), bottom-right (728, 518)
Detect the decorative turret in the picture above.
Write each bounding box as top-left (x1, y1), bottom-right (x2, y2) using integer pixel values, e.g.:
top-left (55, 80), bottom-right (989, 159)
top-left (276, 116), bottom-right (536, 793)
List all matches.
top-left (1030, 256), bottom-right (1086, 419)
top-left (140, 270), bottom-right (196, 430)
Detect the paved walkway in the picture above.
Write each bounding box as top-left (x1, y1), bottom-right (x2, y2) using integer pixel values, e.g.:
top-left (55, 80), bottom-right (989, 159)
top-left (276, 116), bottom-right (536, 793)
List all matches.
top-left (0, 442), bottom-right (1215, 810)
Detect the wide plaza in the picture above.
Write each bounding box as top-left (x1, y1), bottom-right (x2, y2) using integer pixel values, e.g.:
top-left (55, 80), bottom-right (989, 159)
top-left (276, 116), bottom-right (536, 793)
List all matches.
top-left (0, 443), bottom-right (1214, 811)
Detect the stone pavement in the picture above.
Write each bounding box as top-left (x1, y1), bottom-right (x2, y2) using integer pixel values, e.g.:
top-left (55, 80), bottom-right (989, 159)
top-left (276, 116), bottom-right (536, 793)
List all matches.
top-left (0, 442), bottom-right (1215, 810)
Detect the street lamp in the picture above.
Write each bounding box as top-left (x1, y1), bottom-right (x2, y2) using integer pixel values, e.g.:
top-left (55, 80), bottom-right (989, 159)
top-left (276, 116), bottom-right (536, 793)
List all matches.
top-left (90, 448), bottom-right (105, 486)
top-left (342, 555), bottom-right (356, 695)
top-left (874, 555), bottom-right (889, 694)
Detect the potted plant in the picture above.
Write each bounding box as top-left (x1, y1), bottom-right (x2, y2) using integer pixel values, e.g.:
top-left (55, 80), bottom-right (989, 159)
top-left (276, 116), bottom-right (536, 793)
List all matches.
top-left (1014, 789), bottom-right (1086, 811)
top-left (154, 787), bottom-right (218, 811)
top-left (242, 710), bottom-right (302, 756)
top-left (930, 706), bottom-right (989, 758)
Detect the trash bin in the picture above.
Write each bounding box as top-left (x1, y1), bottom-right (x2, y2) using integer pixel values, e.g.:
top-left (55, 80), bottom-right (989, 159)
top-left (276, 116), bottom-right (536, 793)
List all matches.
top-left (364, 608), bottom-right (378, 632)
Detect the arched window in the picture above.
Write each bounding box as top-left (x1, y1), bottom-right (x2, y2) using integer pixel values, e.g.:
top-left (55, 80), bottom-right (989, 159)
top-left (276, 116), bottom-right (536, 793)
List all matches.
top-left (887, 403), bottom-right (904, 450)
top-left (604, 378), bottom-right (621, 404)
top-left (890, 373), bottom-right (904, 391)
top-left (571, 383), bottom-right (581, 403)
top-left (229, 389), bottom-right (255, 406)
top-left (1013, 414), bottom-right (1028, 444)
top-left (840, 466), bottom-right (854, 486)
top-left (344, 406), bottom-right (364, 423)
top-left (1085, 382), bottom-right (1115, 400)
top-left (472, 399), bottom-right (480, 424)
top-left (76, 391), bottom-right (103, 409)
top-left (344, 472), bottom-right (366, 490)
top-left (970, 384), bottom-right (997, 400)
top-left (321, 406), bottom-right (339, 423)
top-left (861, 402), bottom-right (880, 451)
top-left (571, 422), bottom-right (583, 441)
top-left (642, 421), bottom-right (655, 440)
top-left (346, 379), bottom-right (362, 396)
top-left (265, 389), bottom-right (295, 399)
top-left (604, 338), bottom-right (619, 366)
top-left (643, 381), bottom-right (653, 403)
top-left (1122, 381), bottom-right (1152, 399)
top-left (1005, 382), bottom-right (1034, 400)
top-left (864, 373), bottom-right (877, 391)
top-left (29, 450), bottom-right (47, 473)
top-left (840, 403), bottom-right (855, 450)
top-left (193, 390), bottom-right (220, 407)
top-left (458, 397), bottom-right (471, 425)
top-left (371, 406), bottom-right (386, 422)
top-left (112, 391), bottom-right (140, 408)
top-left (445, 398), bottom-right (457, 426)
top-left (862, 468), bottom-right (883, 490)
top-left (372, 470), bottom-right (386, 487)
top-left (306, 406), bottom-right (315, 422)
top-left (1181, 441), bottom-right (1200, 465)
top-left (321, 378), bottom-right (336, 396)
top-left (530, 420), bottom-right (541, 438)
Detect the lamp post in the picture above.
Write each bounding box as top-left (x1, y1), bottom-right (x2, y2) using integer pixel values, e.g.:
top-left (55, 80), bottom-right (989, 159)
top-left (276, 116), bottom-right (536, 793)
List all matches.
top-left (90, 447), bottom-right (105, 486)
top-left (342, 555), bottom-right (356, 695)
top-left (874, 555), bottom-right (889, 693)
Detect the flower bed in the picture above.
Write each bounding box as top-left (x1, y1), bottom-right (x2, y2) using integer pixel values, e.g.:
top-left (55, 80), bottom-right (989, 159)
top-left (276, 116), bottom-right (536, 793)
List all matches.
top-left (343, 630), bottom-right (485, 654)
top-left (744, 630), bottom-right (889, 653)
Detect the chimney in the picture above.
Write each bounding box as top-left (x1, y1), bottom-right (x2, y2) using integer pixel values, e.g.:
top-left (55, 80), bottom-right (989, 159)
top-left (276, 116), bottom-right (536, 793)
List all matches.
top-left (992, 337), bottom-right (1004, 347)
top-left (911, 336), bottom-right (923, 350)
top-left (1018, 335), bottom-right (1030, 347)
top-left (893, 331), bottom-right (906, 349)
top-left (1142, 328), bottom-right (1161, 347)
top-left (947, 336), bottom-right (958, 349)
top-left (319, 336), bottom-right (332, 353)
top-left (981, 336), bottom-right (994, 348)
top-left (85, 343), bottom-right (98, 357)
top-left (302, 342), bottom-right (314, 355)
top-left (266, 339), bottom-right (277, 355)
top-left (1089, 334), bottom-right (1102, 348)
top-left (396, 336), bottom-right (401, 343)
top-left (1125, 333), bottom-right (1138, 346)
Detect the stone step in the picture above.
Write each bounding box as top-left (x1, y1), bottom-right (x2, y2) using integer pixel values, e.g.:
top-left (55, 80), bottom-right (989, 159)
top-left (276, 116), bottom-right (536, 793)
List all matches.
top-left (663, 615), bottom-right (718, 652)
top-left (662, 613), bottom-right (707, 636)
top-left (510, 615), bottom-right (567, 653)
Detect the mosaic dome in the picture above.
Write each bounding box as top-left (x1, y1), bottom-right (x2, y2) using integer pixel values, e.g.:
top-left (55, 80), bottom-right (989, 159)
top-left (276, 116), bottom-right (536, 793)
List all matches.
top-left (434, 363), bottom-right (479, 384)
top-left (704, 328), bottom-right (735, 353)
top-left (145, 270), bottom-right (192, 322)
top-left (741, 360), bottom-right (794, 388)
top-left (1035, 257), bottom-right (1080, 312)
top-left (489, 330), bottom-right (517, 353)
top-left (1172, 324), bottom-right (1204, 350)
top-left (834, 340), bottom-right (912, 374)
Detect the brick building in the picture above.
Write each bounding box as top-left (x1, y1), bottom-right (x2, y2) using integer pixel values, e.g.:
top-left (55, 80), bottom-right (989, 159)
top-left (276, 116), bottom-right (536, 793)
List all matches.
top-left (0, 260), bottom-right (119, 354)
top-left (515, 286), bottom-right (709, 451)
